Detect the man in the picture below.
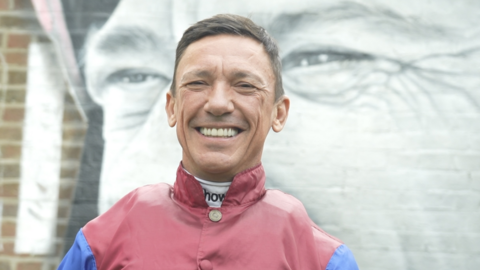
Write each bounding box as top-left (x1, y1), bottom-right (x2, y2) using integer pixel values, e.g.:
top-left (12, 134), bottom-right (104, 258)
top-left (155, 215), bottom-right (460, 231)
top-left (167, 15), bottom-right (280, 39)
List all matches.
top-left (58, 14), bottom-right (359, 269)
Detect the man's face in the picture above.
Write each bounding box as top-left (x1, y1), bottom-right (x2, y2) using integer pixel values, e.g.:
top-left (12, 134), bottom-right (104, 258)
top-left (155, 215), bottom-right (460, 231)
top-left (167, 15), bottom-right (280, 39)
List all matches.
top-left (166, 35), bottom-right (289, 181)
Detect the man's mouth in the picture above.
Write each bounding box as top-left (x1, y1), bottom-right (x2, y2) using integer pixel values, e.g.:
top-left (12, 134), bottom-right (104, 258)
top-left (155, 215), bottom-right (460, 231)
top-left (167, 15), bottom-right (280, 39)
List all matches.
top-left (198, 127), bottom-right (240, 138)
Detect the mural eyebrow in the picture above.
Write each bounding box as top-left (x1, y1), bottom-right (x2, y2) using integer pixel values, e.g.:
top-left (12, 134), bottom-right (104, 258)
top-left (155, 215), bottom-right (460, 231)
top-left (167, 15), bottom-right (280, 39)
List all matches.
top-left (93, 26), bottom-right (164, 54)
top-left (267, 1), bottom-right (454, 40)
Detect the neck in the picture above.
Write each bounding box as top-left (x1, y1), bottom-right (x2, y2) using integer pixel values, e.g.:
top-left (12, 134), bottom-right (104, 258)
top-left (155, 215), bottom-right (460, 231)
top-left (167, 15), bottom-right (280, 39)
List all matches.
top-left (181, 159), bottom-right (262, 183)
top-left (181, 162), bottom-right (234, 183)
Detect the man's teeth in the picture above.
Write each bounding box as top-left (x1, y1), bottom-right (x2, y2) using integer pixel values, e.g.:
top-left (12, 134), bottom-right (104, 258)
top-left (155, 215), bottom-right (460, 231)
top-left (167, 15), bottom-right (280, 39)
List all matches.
top-left (199, 127), bottom-right (239, 137)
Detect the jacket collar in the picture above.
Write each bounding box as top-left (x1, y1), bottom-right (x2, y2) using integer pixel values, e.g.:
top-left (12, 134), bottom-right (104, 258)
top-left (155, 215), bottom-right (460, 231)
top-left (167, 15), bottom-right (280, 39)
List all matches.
top-left (173, 163), bottom-right (266, 208)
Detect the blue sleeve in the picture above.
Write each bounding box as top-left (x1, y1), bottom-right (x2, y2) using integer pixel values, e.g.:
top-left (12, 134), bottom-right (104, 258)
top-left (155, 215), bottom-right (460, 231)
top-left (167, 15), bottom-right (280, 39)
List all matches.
top-left (58, 229), bottom-right (97, 270)
top-left (326, 244), bottom-right (359, 270)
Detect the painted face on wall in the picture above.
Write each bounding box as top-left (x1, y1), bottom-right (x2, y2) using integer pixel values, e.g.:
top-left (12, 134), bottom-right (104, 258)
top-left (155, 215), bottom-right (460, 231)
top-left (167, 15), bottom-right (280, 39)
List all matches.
top-left (80, 0), bottom-right (480, 269)
top-left (166, 34), bottom-right (289, 181)
top-left (184, 0), bottom-right (480, 269)
top-left (84, 0), bottom-right (174, 138)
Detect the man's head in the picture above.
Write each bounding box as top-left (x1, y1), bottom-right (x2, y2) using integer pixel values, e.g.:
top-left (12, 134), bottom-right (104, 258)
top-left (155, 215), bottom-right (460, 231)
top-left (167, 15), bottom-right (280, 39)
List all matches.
top-left (166, 14), bottom-right (290, 182)
top-left (170, 14), bottom-right (284, 101)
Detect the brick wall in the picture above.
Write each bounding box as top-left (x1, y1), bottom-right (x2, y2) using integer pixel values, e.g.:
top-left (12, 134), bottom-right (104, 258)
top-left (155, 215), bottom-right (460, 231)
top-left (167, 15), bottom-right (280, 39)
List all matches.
top-left (0, 0), bottom-right (86, 269)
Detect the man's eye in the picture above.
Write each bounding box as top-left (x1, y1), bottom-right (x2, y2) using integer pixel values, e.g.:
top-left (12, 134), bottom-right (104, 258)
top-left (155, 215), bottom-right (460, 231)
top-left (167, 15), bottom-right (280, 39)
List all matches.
top-left (237, 83), bottom-right (255, 88)
top-left (282, 50), bottom-right (373, 71)
top-left (188, 81), bottom-right (206, 85)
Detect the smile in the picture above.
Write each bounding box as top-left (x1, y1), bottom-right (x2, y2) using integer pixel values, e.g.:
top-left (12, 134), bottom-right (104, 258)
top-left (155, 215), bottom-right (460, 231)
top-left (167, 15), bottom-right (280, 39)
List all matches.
top-left (198, 127), bottom-right (239, 137)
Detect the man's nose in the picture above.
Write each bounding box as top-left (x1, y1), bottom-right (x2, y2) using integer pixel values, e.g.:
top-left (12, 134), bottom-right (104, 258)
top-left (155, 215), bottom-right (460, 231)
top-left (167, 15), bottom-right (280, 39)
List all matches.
top-left (204, 82), bottom-right (234, 116)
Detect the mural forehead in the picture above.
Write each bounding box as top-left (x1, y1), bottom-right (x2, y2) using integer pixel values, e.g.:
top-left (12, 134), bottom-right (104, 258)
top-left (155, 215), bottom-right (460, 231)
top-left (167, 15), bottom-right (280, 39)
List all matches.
top-left (190, 0), bottom-right (478, 27)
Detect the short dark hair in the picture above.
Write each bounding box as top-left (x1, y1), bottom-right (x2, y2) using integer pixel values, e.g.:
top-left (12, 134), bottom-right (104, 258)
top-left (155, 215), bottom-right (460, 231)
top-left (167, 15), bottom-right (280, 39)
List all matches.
top-left (170, 14), bottom-right (284, 101)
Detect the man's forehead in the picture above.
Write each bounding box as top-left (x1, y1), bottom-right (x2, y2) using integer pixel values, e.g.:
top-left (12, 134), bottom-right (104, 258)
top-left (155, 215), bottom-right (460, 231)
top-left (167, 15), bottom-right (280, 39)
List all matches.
top-left (179, 35), bottom-right (272, 70)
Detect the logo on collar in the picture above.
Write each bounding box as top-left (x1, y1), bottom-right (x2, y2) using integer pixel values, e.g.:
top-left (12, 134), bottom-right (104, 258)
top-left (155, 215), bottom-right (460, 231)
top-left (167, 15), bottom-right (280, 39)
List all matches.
top-left (203, 189), bottom-right (226, 202)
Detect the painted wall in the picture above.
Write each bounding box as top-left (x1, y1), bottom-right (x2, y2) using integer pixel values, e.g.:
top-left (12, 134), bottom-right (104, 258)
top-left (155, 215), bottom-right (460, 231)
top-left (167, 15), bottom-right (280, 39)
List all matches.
top-left (3, 0), bottom-right (480, 269)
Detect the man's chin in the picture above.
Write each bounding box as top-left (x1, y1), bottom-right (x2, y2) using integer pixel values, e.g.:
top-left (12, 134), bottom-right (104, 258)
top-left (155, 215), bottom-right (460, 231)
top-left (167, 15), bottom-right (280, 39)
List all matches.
top-left (188, 155), bottom-right (243, 181)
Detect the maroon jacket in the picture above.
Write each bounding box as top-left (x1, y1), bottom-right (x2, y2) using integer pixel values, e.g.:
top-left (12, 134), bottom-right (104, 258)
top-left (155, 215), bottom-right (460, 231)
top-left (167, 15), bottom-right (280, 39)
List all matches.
top-left (80, 164), bottom-right (349, 269)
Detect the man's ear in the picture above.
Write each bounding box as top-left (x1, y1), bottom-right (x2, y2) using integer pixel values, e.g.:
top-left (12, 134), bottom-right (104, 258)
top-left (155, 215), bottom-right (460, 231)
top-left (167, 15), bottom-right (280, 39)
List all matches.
top-left (272, 95), bottom-right (290, 132)
top-left (165, 91), bottom-right (177, 127)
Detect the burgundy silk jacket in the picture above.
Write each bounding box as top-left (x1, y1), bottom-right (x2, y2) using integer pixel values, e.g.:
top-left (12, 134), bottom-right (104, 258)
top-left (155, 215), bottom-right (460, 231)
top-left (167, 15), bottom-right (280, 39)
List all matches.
top-left (61, 164), bottom-right (358, 270)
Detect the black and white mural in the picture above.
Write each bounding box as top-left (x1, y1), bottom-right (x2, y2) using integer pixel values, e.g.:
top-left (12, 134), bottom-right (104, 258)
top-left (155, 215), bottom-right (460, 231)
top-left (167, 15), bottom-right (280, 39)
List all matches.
top-left (17, 0), bottom-right (480, 269)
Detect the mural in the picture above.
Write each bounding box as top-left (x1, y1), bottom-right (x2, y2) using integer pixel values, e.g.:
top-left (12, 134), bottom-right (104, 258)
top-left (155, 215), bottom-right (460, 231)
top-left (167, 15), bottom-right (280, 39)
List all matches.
top-left (15, 0), bottom-right (480, 269)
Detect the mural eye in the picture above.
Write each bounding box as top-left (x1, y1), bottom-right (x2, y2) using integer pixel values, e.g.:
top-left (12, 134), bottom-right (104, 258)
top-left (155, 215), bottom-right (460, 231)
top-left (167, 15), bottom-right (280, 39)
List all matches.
top-left (107, 69), bottom-right (165, 85)
top-left (281, 47), bottom-right (400, 105)
top-left (282, 49), bottom-right (373, 71)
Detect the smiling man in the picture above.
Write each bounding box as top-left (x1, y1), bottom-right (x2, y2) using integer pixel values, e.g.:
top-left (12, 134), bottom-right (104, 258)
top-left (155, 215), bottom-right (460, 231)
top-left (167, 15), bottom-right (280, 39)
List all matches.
top-left (58, 14), bottom-right (359, 270)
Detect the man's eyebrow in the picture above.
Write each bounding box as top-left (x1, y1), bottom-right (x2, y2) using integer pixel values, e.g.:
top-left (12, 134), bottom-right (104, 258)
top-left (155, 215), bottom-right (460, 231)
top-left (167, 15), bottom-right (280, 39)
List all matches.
top-left (266, 1), bottom-right (454, 40)
top-left (92, 26), bottom-right (166, 54)
top-left (231, 71), bottom-right (265, 83)
top-left (180, 70), bottom-right (266, 83)
top-left (180, 70), bottom-right (212, 82)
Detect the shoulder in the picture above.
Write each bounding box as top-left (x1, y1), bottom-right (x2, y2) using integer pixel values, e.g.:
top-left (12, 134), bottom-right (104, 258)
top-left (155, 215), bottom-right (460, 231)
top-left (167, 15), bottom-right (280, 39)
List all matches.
top-left (82, 183), bottom-right (173, 266)
top-left (262, 189), bottom-right (341, 245)
top-left (85, 182), bottom-right (172, 232)
top-left (128, 182), bottom-right (173, 205)
top-left (262, 189), bottom-right (309, 216)
top-left (58, 230), bottom-right (97, 270)
top-left (105, 182), bottom-right (172, 212)
top-left (325, 244), bottom-right (359, 270)
top-left (263, 190), bottom-right (359, 270)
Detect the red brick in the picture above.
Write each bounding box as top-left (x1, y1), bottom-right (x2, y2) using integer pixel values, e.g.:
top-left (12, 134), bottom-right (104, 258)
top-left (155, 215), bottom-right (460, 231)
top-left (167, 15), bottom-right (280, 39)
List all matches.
top-left (1, 220), bottom-right (16, 237)
top-left (2, 203), bottom-right (18, 217)
top-left (0, 16), bottom-right (29, 28)
top-left (0, 182), bottom-right (19, 197)
top-left (5, 51), bottom-right (27, 65)
top-left (2, 164), bottom-right (19, 178)
top-left (0, 0), bottom-right (9, 11)
top-left (5, 88), bottom-right (26, 103)
top-left (57, 204), bottom-right (69, 219)
top-left (7, 70), bottom-right (27, 85)
top-left (61, 145), bottom-right (82, 160)
top-left (60, 167), bottom-right (77, 178)
top-left (0, 126), bottom-right (22, 140)
top-left (13, 0), bottom-right (33, 10)
top-left (2, 107), bottom-right (25, 122)
top-left (7, 33), bottom-right (30, 48)
top-left (17, 262), bottom-right (42, 270)
top-left (0, 261), bottom-right (11, 270)
top-left (0, 242), bottom-right (14, 256)
top-left (0, 242), bottom-right (31, 257)
top-left (63, 107), bottom-right (84, 123)
top-left (62, 127), bottom-right (86, 142)
top-left (58, 181), bottom-right (74, 200)
top-left (0, 144), bottom-right (21, 159)
top-left (56, 223), bottom-right (67, 238)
